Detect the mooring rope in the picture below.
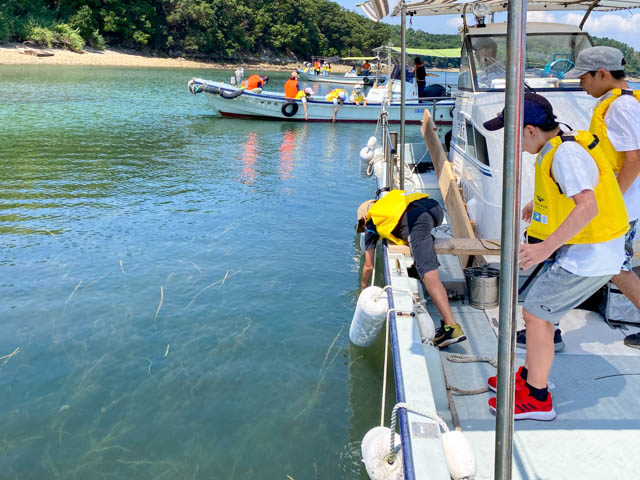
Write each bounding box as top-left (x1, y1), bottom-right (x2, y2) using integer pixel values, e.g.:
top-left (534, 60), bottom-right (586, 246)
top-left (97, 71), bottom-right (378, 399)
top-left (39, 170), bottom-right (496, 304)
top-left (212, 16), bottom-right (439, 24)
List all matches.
top-left (387, 402), bottom-right (449, 464)
top-left (378, 286), bottom-right (429, 425)
top-left (445, 353), bottom-right (498, 395)
top-left (380, 308), bottom-right (402, 426)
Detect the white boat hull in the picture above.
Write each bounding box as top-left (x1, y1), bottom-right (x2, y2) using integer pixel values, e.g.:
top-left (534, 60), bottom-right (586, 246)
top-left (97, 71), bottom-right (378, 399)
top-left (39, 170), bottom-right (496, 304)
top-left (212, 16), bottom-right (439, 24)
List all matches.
top-left (189, 79), bottom-right (453, 128)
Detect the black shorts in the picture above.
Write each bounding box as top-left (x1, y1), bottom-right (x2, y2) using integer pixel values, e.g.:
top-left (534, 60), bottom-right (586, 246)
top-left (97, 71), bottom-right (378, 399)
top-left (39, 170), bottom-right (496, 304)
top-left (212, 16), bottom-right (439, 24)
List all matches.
top-left (397, 198), bottom-right (444, 278)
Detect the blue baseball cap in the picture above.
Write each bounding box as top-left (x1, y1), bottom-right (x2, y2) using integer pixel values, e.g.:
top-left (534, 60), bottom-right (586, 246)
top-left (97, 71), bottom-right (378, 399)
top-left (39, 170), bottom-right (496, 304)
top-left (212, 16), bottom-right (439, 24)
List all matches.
top-left (483, 92), bottom-right (556, 131)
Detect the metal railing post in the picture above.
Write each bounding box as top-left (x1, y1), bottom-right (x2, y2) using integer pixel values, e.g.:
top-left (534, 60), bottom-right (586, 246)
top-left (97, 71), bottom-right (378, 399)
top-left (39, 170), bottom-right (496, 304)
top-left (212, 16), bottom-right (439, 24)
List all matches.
top-left (399, 1), bottom-right (406, 190)
top-left (494, 0), bottom-right (527, 479)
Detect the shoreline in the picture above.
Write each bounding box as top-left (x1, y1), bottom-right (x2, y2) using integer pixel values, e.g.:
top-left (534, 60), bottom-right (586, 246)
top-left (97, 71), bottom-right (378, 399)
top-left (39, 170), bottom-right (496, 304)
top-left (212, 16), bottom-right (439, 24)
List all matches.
top-left (0, 43), bottom-right (350, 72)
top-left (6, 44), bottom-right (632, 81)
top-left (0, 43), bottom-right (454, 75)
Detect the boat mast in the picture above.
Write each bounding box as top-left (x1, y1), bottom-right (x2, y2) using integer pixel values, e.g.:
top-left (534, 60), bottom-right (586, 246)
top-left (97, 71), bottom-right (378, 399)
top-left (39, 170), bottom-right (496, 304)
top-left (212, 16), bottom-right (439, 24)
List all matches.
top-left (494, 0), bottom-right (527, 478)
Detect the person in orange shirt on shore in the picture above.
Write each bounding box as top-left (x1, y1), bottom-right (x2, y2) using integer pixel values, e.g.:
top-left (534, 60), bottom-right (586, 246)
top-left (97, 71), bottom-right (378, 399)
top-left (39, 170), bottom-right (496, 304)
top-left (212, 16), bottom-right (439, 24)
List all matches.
top-left (284, 72), bottom-right (299, 99)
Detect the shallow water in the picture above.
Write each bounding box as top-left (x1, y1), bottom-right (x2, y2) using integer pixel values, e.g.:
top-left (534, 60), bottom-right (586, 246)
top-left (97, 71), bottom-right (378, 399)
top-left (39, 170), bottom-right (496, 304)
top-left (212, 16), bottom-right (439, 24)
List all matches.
top-left (0, 65), bottom-right (412, 479)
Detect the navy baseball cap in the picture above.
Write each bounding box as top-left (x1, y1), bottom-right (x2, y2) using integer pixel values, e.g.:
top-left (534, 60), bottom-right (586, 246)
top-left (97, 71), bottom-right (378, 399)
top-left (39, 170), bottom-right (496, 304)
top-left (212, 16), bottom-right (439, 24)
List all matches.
top-left (483, 92), bottom-right (556, 131)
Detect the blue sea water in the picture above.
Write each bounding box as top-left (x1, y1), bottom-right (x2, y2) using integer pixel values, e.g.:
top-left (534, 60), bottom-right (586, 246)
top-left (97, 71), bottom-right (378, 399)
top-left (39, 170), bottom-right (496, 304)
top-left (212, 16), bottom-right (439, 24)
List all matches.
top-left (0, 66), bottom-right (400, 479)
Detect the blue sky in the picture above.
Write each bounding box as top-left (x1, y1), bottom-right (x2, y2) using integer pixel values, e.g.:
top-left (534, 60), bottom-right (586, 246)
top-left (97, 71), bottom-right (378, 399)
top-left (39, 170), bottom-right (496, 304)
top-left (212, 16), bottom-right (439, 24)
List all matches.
top-left (334, 1), bottom-right (640, 51)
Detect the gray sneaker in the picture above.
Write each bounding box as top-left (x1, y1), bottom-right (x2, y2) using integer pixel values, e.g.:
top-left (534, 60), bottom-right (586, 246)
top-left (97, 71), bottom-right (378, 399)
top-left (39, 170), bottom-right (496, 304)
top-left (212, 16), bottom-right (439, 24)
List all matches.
top-left (516, 328), bottom-right (565, 352)
top-left (623, 333), bottom-right (640, 349)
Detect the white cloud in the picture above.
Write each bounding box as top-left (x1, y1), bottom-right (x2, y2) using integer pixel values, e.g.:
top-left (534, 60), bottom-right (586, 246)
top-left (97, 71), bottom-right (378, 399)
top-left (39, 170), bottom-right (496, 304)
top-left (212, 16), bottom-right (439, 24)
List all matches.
top-left (527, 11), bottom-right (556, 23)
top-left (445, 16), bottom-right (463, 29)
top-left (560, 12), bottom-right (640, 50)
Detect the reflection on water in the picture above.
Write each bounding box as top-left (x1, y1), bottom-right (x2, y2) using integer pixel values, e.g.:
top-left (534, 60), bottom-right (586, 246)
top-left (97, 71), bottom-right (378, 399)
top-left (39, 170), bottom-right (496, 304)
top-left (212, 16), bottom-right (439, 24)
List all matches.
top-left (239, 131), bottom-right (258, 185)
top-left (0, 65), bottom-right (399, 479)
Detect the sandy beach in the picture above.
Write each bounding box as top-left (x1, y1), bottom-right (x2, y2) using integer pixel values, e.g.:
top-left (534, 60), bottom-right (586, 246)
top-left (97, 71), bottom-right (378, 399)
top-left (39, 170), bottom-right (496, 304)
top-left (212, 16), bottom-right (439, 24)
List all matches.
top-left (0, 43), bottom-right (354, 72)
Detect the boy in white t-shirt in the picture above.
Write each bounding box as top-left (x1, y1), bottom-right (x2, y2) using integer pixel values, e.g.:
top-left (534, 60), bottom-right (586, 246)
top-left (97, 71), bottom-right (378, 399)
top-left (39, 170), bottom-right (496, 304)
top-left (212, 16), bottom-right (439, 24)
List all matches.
top-left (565, 46), bottom-right (640, 348)
top-left (483, 93), bottom-right (628, 420)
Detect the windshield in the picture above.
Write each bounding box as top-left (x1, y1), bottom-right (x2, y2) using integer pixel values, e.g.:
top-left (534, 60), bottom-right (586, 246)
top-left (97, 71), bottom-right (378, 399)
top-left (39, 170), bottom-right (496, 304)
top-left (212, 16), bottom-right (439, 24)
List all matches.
top-left (459, 32), bottom-right (594, 92)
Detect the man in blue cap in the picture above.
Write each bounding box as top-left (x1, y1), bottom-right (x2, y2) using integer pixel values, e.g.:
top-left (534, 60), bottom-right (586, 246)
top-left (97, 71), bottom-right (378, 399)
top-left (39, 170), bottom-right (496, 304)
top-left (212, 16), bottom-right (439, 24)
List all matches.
top-left (564, 46), bottom-right (640, 348)
top-left (483, 92), bottom-right (628, 420)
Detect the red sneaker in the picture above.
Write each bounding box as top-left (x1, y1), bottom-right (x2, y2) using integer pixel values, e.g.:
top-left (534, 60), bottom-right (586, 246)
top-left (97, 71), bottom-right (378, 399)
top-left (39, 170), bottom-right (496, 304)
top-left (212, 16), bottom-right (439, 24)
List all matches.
top-left (487, 366), bottom-right (526, 393)
top-left (489, 385), bottom-right (556, 421)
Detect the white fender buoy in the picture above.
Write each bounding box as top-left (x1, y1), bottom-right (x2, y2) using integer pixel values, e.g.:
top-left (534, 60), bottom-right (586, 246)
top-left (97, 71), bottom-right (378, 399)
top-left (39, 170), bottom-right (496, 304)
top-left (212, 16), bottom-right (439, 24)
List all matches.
top-left (360, 145), bottom-right (375, 178)
top-left (350, 286), bottom-right (388, 347)
top-left (416, 311), bottom-right (435, 343)
top-left (372, 147), bottom-right (385, 178)
top-left (367, 136), bottom-right (377, 149)
top-left (442, 430), bottom-right (477, 480)
top-left (361, 426), bottom-right (403, 480)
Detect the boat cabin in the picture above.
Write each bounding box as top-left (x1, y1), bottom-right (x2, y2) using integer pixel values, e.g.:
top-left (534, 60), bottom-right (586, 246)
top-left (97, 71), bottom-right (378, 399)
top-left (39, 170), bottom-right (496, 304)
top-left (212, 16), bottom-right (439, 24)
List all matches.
top-left (450, 22), bottom-right (598, 239)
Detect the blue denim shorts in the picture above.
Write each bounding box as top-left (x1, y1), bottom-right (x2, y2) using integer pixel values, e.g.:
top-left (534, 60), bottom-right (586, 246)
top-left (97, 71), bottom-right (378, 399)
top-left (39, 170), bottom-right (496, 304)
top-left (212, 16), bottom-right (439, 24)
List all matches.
top-left (622, 219), bottom-right (637, 272)
top-left (523, 261), bottom-right (612, 323)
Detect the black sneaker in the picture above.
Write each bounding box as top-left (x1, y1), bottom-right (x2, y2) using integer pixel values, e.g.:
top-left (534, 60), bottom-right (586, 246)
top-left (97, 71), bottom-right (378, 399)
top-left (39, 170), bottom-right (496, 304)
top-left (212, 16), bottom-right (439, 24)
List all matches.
top-left (434, 324), bottom-right (467, 348)
top-left (624, 333), bottom-right (640, 349)
top-left (516, 328), bottom-right (565, 352)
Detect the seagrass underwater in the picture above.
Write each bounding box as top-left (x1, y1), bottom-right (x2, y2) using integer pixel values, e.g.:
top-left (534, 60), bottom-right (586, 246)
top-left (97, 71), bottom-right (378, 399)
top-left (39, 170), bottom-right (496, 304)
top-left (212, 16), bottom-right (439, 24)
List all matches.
top-left (0, 64), bottom-right (414, 479)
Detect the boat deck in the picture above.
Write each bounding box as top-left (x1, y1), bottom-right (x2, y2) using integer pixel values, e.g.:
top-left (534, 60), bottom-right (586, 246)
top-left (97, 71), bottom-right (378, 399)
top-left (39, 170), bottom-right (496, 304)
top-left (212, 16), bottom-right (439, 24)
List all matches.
top-left (429, 298), bottom-right (640, 479)
top-left (376, 139), bottom-right (640, 479)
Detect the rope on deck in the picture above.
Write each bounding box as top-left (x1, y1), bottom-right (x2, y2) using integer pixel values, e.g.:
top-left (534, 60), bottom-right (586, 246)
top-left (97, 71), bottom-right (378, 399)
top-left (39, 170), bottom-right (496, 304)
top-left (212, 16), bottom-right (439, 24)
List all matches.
top-left (445, 353), bottom-right (498, 395)
top-left (387, 402), bottom-right (450, 464)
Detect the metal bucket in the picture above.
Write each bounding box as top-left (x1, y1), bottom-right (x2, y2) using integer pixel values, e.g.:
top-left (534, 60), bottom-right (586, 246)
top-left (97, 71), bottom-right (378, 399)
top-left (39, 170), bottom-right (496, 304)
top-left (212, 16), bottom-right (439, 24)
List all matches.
top-left (464, 266), bottom-right (500, 309)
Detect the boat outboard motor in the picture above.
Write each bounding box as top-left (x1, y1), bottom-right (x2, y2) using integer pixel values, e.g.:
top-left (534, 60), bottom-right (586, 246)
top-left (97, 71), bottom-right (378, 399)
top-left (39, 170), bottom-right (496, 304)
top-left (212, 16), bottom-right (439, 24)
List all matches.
top-left (422, 84), bottom-right (447, 98)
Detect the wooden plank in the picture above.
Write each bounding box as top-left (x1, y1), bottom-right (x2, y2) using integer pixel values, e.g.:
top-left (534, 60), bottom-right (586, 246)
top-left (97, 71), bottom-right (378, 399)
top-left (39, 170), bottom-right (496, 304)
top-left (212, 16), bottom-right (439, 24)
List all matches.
top-left (388, 239), bottom-right (501, 257)
top-left (421, 109), bottom-right (479, 267)
top-left (435, 238), bottom-right (501, 256)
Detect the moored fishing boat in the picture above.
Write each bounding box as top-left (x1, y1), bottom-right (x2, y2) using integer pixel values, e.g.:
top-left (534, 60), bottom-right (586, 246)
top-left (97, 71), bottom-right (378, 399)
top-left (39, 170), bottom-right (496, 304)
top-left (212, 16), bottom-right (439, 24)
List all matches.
top-left (352, 1), bottom-right (640, 479)
top-left (297, 68), bottom-right (387, 86)
top-left (187, 78), bottom-right (454, 139)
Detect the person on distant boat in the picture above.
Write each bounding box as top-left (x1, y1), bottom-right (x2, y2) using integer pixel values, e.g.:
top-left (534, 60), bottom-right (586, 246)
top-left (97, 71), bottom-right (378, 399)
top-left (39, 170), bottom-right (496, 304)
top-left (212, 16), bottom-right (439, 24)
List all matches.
top-left (242, 74), bottom-right (268, 90)
top-left (356, 191), bottom-right (466, 348)
top-left (350, 85), bottom-right (366, 106)
top-left (314, 59), bottom-right (321, 75)
top-left (362, 60), bottom-right (371, 75)
top-left (326, 88), bottom-right (347, 122)
top-left (483, 93), bottom-right (628, 421)
top-left (414, 57), bottom-right (427, 101)
top-left (234, 67), bottom-right (244, 86)
top-left (563, 47), bottom-right (640, 347)
top-left (295, 87), bottom-right (314, 121)
top-left (473, 37), bottom-right (505, 88)
top-left (284, 72), bottom-right (299, 99)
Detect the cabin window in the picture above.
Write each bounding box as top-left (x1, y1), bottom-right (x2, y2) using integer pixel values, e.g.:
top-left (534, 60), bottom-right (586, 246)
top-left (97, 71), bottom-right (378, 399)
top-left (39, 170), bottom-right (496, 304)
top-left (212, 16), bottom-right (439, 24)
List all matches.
top-left (473, 129), bottom-right (489, 166)
top-left (465, 120), bottom-right (475, 157)
top-left (458, 42), bottom-right (474, 91)
top-left (468, 32), bottom-right (594, 92)
top-left (463, 120), bottom-right (490, 167)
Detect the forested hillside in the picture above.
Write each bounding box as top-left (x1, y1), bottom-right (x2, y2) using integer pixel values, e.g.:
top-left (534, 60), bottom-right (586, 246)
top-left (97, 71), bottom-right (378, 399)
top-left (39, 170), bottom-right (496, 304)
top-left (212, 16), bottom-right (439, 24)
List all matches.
top-left (1, 0), bottom-right (638, 73)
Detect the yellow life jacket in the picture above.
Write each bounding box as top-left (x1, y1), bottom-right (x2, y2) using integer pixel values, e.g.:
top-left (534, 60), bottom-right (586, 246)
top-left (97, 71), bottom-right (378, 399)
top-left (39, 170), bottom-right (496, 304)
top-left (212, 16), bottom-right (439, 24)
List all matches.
top-left (589, 88), bottom-right (640, 176)
top-left (527, 131), bottom-right (628, 244)
top-left (326, 89), bottom-right (346, 101)
top-left (295, 90), bottom-right (307, 100)
top-left (352, 91), bottom-right (365, 103)
top-left (366, 190), bottom-right (429, 245)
